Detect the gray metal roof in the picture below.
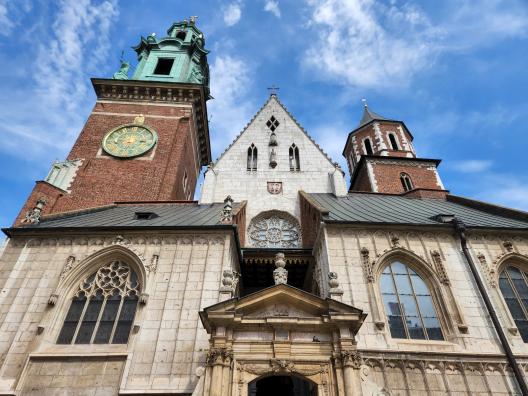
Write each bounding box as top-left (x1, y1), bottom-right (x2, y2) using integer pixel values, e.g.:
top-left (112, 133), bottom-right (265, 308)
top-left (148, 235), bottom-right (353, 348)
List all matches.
top-left (309, 193), bottom-right (528, 230)
top-left (359, 106), bottom-right (388, 127)
top-left (17, 203), bottom-right (231, 230)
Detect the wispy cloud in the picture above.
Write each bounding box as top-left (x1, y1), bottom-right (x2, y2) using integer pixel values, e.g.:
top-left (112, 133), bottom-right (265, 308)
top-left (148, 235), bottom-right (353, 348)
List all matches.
top-left (0, 0), bottom-right (31, 36)
top-left (208, 55), bottom-right (255, 159)
top-left (264, 0), bottom-right (281, 18)
top-left (0, 0), bottom-right (119, 160)
top-left (449, 159), bottom-right (493, 173)
top-left (302, 0), bottom-right (528, 89)
top-left (223, 1), bottom-right (243, 26)
top-left (473, 173), bottom-right (528, 211)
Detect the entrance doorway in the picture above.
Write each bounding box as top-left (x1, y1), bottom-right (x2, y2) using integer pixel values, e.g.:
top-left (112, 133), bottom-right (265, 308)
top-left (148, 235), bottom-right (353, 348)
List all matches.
top-left (248, 375), bottom-right (317, 396)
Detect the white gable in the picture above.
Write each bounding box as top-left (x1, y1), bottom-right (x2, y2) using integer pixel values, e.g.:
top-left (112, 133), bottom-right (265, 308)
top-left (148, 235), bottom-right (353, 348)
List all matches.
top-left (200, 95), bottom-right (347, 245)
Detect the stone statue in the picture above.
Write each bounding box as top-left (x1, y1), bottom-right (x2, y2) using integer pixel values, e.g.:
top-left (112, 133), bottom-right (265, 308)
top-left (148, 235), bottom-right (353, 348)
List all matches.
top-left (273, 252), bottom-right (288, 285)
top-left (190, 66), bottom-right (204, 83)
top-left (113, 59), bottom-right (130, 80)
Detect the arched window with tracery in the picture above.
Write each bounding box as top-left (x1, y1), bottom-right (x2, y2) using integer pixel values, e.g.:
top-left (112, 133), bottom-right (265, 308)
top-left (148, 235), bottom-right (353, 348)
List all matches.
top-left (248, 211), bottom-right (301, 248)
top-left (400, 172), bottom-right (413, 192)
top-left (57, 260), bottom-right (140, 344)
top-left (289, 144), bottom-right (300, 171)
top-left (380, 261), bottom-right (444, 340)
top-left (499, 265), bottom-right (528, 342)
top-left (247, 144), bottom-right (258, 171)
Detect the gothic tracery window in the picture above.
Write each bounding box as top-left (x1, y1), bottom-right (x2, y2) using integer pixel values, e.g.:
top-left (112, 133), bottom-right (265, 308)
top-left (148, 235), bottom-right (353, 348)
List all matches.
top-left (247, 144), bottom-right (258, 171)
top-left (57, 261), bottom-right (140, 345)
top-left (499, 265), bottom-right (528, 342)
top-left (289, 144), bottom-right (300, 171)
top-left (380, 261), bottom-right (444, 340)
top-left (248, 212), bottom-right (301, 248)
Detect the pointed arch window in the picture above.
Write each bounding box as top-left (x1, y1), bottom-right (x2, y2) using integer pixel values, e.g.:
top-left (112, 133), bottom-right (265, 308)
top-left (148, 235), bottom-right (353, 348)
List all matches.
top-left (389, 133), bottom-right (399, 150)
top-left (400, 172), bottom-right (413, 192)
top-left (289, 144), bottom-right (300, 171)
top-left (57, 261), bottom-right (140, 345)
top-left (499, 265), bottom-right (528, 342)
top-left (380, 261), bottom-right (444, 340)
top-left (247, 144), bottom-right (258, 171)
top-left (363, 138), bottom-right (373, 155)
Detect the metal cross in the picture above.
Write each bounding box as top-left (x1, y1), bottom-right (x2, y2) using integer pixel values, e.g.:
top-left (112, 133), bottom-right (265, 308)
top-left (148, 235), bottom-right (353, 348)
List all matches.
top-left (267, 85), bottom-right (280, 95)
top-left (361, 98), bottom-right (368, 108)
top-left (190, 16), bottom-right (198, 24)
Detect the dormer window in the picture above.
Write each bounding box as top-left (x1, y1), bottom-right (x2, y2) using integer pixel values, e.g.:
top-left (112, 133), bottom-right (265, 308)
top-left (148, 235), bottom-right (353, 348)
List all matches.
top-left (176, 31), bottom-right (186, 41)
top-left (134, 212), bottom-right (158, 220)
top-left (400, 173), bottom-right (413, 192)
top-left (153, 58), bottom-right (174, 75)
top-left (363, 138), bottom-right (373, 155)
top-left (389, 133), bottom-right (399, 150)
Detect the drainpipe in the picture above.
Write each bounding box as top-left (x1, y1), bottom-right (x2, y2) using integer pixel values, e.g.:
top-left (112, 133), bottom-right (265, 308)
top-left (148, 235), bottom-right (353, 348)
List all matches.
top-left (450, 218), bottom-right (528, 395)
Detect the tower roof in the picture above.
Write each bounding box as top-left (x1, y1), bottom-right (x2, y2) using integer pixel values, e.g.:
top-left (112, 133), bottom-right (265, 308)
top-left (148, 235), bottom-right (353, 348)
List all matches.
top-left (359, 105), bottom-right (389, 127)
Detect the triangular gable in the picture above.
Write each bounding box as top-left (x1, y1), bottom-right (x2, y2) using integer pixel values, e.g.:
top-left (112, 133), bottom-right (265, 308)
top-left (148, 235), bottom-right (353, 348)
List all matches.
top-left (200, 284), bottom-right (366, 333)
top-left (214, 95), bottom-right (338, 167)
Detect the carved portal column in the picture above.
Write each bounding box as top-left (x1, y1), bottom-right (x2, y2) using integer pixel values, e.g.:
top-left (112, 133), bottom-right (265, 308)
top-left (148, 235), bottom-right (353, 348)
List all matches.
top-left (341, 351), bottom-right (361, 396)
top-left (207, 347), bottom-right (233, 396)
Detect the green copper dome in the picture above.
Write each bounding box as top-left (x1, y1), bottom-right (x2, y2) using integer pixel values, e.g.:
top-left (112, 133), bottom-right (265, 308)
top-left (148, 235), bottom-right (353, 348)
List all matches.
top-left (115, 18), bottom-right (210, 96)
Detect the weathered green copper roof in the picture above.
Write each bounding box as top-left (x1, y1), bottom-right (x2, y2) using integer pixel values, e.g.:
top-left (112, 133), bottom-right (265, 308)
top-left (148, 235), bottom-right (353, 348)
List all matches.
top-left (308, 193), bottom-right (528, 230)
top-left (113, 19), bottom-right (210, 95)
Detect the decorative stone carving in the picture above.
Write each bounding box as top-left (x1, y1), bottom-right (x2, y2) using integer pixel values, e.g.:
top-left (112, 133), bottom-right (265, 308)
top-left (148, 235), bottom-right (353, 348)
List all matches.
top-left (341, 350), bottom-right (362, 368)
top-left (22, 198), bottom-right (46, 224)
top-left (146, 254), bottom-right (159, 273)
top-left (503, 240), bottom-right (514, 252)
top-left (206, 347), bottom-right (233, 366)
top-left (273, 252), bottom-right (288, 285)
top-left (328, 272), bottom-right (344, 300)
top-left (269, 147), bottom-right (277, 168)
top-left (47, 293), bottom-right (59, 306)
top-left (221, 270), bottom-right (239, 293)
top-left (477, 252), bottom-right (497, 288)
top-left (430, 250), bottom-right (450, 285)
top-left (248, 211), bottom-right (301, 248)
top-left (267, 182), bottom-right (282, 194)
top-left (389, 233), bottom-right (400, 247)
top-left (270, 359), bottom-right (295, 373)
top-left (220, 195), bottom-right (234, 224)
top-left (361, 247), bottom-right (374, 282)
top-left (60, 255), bottom-right (76, 280)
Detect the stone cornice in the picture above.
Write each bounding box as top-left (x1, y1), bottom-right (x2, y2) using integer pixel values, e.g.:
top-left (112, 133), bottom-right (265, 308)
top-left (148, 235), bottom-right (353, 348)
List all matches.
top-left (91, 78), bottom-right (211, 166)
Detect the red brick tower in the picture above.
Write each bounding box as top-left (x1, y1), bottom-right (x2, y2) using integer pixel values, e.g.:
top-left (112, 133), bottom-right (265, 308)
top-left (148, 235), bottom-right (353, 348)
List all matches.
top-left (16, 19), bottom-right (211, 225)
top-left (343, 103), bottom-right (447, 198)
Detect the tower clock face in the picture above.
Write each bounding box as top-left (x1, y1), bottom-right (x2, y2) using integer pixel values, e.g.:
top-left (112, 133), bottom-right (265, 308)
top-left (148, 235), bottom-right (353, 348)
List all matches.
top-left (102, 124), bottom-right (157, 158)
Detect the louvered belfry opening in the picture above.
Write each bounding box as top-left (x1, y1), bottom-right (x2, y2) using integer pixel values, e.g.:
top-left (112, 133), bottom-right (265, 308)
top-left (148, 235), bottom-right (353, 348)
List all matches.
top-left (239, 249), bottom-right (316, 296)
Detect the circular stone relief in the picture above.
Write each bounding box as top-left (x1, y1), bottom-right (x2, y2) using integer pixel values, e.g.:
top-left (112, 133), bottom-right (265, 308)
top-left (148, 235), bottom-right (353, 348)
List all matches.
top-left (248, 213), bottom-right (300, 248)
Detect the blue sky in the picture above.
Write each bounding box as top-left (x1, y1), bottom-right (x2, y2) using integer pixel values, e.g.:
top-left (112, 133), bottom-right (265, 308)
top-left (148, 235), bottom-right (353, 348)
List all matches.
top-left (0, 0), bottom-right (527, 227)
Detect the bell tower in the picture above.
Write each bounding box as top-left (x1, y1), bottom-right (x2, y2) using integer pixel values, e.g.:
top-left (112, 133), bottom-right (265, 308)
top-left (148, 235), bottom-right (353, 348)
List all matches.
top-left (343, 103), bottom-right (447, 198)
top-left (15, 18), bottom-right (211, 225)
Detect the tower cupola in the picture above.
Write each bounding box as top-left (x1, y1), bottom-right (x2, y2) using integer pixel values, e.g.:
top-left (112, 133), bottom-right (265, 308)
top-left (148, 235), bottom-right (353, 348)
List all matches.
top-left (343, 103), bottom-right (447, 198)
top-left (125, 18), bottom-right (210, 95)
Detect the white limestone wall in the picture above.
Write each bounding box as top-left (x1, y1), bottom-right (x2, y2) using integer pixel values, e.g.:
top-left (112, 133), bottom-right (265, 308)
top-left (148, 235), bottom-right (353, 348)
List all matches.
top-left (200, 96), bottom-right (347, 243)
top-left (0, 231), bottom-right (238, 394)
top-left (318, 226), bottom-right (528, 356)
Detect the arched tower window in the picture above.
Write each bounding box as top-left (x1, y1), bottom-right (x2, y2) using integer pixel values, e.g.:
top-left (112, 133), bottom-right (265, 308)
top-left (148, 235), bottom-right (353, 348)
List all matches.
top-left (400, 173), bottom-right (413, 192)
top-left (389, 133), bottom-right (399, 150)
top-left (57, 260), bottom-right (140, 345)
top-left (499, 265), bottom-right (528, 342)
top-left (380, 261), bottom-right (444, 340)
top-left (363, 138), bottom-right (373, 155)
top-left (176, 31), bottom-right (186, 40)
top-left (289, 144), bottom-right (300, 171)
top-left (247, 144), bottom-right (258, 171)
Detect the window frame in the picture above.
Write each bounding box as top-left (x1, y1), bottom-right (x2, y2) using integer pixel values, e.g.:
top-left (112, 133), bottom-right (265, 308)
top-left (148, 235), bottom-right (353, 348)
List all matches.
top-left (247, 144), bottom-right (258, 171)
top-left (363, 138), bottom-right (374, 155)
top-left (56, 260), bottom-right (140, 345)
top-left (380, 261), bottom-right (445, 341)
top-left (400, 172), bottom-right (413, 192)
top-left (289, 143), bottom-right (300, 171)
top-left (497, 260), bottom-right (528, 342)
top-left (388, 133), bottom-right (400, 150)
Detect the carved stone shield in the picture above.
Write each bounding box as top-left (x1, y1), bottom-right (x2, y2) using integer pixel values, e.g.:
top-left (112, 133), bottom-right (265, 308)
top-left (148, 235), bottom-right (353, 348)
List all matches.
top-left (267, 182), bottom-right (282, 194)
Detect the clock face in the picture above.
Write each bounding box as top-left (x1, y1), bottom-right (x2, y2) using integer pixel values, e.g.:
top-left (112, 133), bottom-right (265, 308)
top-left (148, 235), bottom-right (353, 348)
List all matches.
top-left (102, 124), bottom-right (157, 158)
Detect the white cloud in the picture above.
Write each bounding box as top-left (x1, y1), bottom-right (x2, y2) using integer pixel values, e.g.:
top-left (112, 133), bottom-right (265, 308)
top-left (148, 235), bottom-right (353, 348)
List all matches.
top-left (264, 0), bottom-right (281, 18)
top-left (0, 1), bottom-right (14, 36)
top-left (474, 174), bottom-right (528, 211)
top-left (208, 55), bottom-right (255, 159)
top-left (223, 1), bottom-right (242, 26)
top-left (302, 0), bottom-right (528, 89)
top-left (0, 0), bottom-right (119, 160)
top-left (0, 0), bottom-right (31, 36)
top-left (449, 160), bottom-right (493, 173)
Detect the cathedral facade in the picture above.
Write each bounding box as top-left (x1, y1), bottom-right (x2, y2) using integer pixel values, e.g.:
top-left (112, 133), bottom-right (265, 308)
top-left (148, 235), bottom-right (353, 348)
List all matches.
top-left (1, 19), bottom-right (528, 396)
